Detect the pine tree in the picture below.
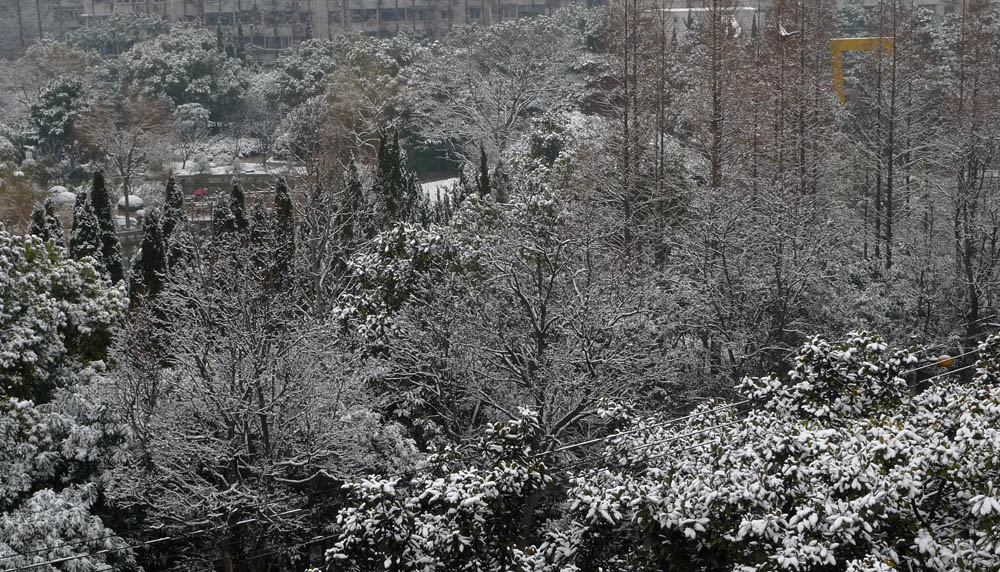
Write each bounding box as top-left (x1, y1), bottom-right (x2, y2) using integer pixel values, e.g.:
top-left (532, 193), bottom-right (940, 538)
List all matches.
top-left (69, 191), bottom-right (102, 265)
top-left (128, 208), bottom-right (167, 306)
top-left (28, 198), bottom-right (65, 246)
top-left (89, 171), bottom-right (124, 283)
top-left (230, 179), bottom-right (249, 232)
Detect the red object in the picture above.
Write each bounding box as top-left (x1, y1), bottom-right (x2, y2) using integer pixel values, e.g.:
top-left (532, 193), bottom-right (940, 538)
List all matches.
top-left (194, 188), bottom-right (208, 197)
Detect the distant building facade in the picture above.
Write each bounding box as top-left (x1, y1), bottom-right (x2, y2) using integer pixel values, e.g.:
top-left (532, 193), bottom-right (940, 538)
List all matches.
top-left (855, 0), bottom-right (999, 19)
top-left (0, 0), bottom-right (574, 58)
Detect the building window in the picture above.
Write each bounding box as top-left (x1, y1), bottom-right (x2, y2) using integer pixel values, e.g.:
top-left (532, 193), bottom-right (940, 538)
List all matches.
top-left (501, 3), bottom-right (515, 18)
top-left (352, 8), bottom-right (375, 22)
top-left (517, 4), bottom-right (543, 17)
top-left (329, 10), bottom-right (342, 22)
top-left (408, 7), bottom-right (430, 20)
top-left (440, 8), bottom-right (452, 19)
top-left (381, 8), bottom-right (405, 21)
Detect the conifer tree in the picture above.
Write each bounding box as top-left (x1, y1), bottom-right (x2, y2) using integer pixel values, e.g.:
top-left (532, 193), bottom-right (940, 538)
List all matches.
top-left (477, 143), bottom-right (491, 198)
top-left (128, 208), bottom-right (167, 306)
top-left (270, 177), bottom-right (295, 287)
top-left (69, 191), bottom-right (102, 265)
top-left (373, 131), bottom-right (421, 228)
top-left (212, 199), bottom-right (238, 237)
top-left (28, 198), bottom-right (65, 246)
top-left (161, 176), bottom-right (193, 268)
top-left (162, 177), bottom-right (186, 236)
top-left (89, 171), bottom-right (124, 283)
top-left (229, 179), bottom-right (249, 231)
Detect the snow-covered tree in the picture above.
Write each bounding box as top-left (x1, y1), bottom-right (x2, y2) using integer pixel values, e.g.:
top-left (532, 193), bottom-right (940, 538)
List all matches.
top-left (107, 220), bottom-right (418, 572)
top-left (28, 197), bottom-right (66, 246)
top-left (161, 176), bottom-right (192, 269)
top-left (128, 208), bottom-right (167, 306)
top-left (409, 16), bottom-right (584, 161)
top-left (0, 227), bottom-right (129, 571)
top-left (112, 23), bottom-right (247, 120)
top-left (171, 103), bottom-right (210, 169)
top-left (69, 190), bottom-right (102, 266)
top-left (86, 170), bottom-right (124, 283)
top-left (80, 96), bottom-right (167, 231)
top-left (329, 411), bottom-right (552, 572)
top-left (29, 75), bottom-right (86, 157)
top-left (0, 230), bottom-right (124, 401)
top-left (329, 331), bottom-right (1000, 572)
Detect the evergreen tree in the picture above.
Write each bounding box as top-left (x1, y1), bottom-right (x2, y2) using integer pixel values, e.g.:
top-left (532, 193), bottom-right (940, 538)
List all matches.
top-left (270, 177), bottom-right (295, 288)
top-left (89, 171), bottom-right (124, 283)
top-left (28, 198), bottom-right (65, 246)
top-left (274, 177), bottom-right (294, 242)
top-left (128, 208), bottom-right (167, 306)
top-left (491, 161), bottom-right (510, 203)
top-left (216, 24), bottom-right (225, 54)
top-left (162, 177), bottom-right (192, 269)
top-left (212, 199), bottom-right (238, 237)
top-left (235, 24), bottom-right (247, 63)
top-left (373, 131), bottom-right (421, 228)
top-left (477, 143), bottom-right (491, 198)
top-left (69, 191), bottom-right (102, 265)
top-left (162, 177), bottom-right (188, 238)
top-left (342, 158), bottom-right (370, 243)
top-left (230, 179), bottom-right (249, 231)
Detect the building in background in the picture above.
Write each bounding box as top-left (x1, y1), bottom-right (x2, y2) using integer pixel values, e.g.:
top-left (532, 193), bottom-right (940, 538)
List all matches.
top-left (0, 0), bottom-right (576, 59)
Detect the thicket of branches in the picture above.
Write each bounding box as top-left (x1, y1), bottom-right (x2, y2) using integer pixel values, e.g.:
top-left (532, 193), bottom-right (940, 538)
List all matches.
top-left (3, 1), bottom-right (1000, 571)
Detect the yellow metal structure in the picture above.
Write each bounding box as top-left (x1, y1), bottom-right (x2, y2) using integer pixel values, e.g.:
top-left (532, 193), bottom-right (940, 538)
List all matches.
top-left (829, 37), bottom-right (894, 104)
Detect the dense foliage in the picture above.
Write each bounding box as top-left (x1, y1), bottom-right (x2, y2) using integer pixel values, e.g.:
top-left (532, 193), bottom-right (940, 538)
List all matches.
top-left (3, 2), bottom-right (1000, 571)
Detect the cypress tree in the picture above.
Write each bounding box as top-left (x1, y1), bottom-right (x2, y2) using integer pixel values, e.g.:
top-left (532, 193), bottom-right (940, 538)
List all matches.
top-left (89, 171), bottom-right (124, 283)
top-left (162, 177), bottom-right (192, 269)
top-left (162, 177), bottom-right (188, 239)
top-left (269, 177), bottom-right (295, 290)
top-left (216, 24), bottom-right (225, 53)
top-left (212, 199), bottom-right (238, 237)
top-left (273, 177), bottom-right (294, 244)
top-left (28, 198), bottom-right (65, 246)
top-left (373, 131), bottom-right (421, 227)
top-left (128, 208), bottom-right (167, 306)
top-left (69, 191), bottom-right (102, 265)
top-left (477, 143), bottom-right (490, 198)
top-left (230, 179), bottom-right (248, 231)
top-left (235, 24), bottom-right (247, 62)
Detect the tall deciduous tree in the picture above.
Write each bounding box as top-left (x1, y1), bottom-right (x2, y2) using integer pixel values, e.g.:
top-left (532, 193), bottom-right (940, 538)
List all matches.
top-left (80, 96), bottom-right (167, 230)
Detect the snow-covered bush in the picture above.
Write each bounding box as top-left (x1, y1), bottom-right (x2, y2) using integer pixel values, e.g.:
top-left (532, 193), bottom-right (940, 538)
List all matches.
top-left (0, 231), bottom-right (125, 401)
top-left (330, 332), bottom-right (1000, 572)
